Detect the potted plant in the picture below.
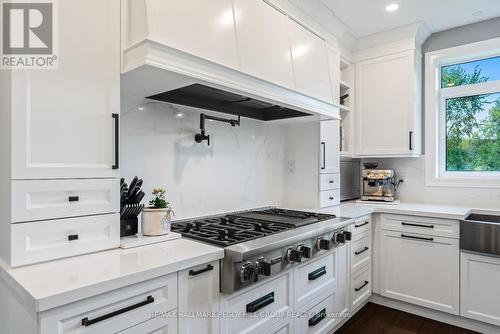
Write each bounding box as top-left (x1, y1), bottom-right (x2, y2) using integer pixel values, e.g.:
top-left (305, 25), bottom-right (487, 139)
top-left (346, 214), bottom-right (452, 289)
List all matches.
top-left (141, 188), bottom-right (174, 236)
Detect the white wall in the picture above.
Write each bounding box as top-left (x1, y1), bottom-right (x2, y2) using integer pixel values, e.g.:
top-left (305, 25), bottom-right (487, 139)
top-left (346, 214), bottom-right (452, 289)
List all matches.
top-left (121, 102), bottom-right (285, 219)
top-left (365, 158), bottom-right (500, 210)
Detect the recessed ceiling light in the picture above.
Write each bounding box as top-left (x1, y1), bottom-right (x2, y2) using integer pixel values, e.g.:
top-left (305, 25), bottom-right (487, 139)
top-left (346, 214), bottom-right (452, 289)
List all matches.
top-left (385, 3), bottom-right (399, 12)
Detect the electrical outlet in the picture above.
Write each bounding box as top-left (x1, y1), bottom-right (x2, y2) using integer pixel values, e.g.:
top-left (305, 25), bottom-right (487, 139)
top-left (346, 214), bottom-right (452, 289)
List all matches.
top-left (287, 160), bottom-right (296, 175)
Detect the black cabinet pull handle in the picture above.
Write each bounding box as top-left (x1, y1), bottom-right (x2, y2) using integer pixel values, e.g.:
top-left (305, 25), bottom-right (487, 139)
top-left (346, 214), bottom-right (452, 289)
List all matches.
top-left (246, 292), bottom-right (274, 313)
top-left (409, 131), bottom-right (413, 151)
top-left (189, 264), bottom-right (214, 276)
top-left (321, 142), bottom-right (326, 170)
top-left (82, 295), bottom-right (154, 327)
top-left (354, 221), bottom-right (369, 228)
top-left (354, 247), bottom-right (369, 255)
top-left (68, 234), bottom-right (79, 241)
top-left (112, 113), bottom-right (119, 170)
top-left (308, 308), bottom-right (327, 327)
top-left (401, 234), bottom-right (434, 242)
top-left (402, 222), bottom-right (434, 229)
top-left (329, 180), bottom-right (334, 184)
top-left (329, 196), bottom-right (334, 200)
top-left (308, 266), bottom-right (327, 280)
top-left (68, 196), bottom-right (79, 202)
top-left (355, 280), bottom-right (369, 292)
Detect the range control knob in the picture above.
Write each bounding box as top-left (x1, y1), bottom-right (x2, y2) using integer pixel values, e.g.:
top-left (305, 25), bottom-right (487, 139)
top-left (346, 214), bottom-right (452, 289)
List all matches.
top-left (316, 238), bottom-right (332, 251)
top-left (256, 258), bottom-right (272, 277)
top-left (286, 248), bottom-right (303, 263)
top-left (343, 231), bottom-right (352, 241)
top-left (335, 232), bottom-right (346, 244)
top-left (239, 262), bottom-right (256, 283)
top-left (298, 245), bottom-right (312, 259)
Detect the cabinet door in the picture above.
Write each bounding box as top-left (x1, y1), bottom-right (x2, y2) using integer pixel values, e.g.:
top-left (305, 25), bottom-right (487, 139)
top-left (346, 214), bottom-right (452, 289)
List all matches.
top-left (233, 0), bottom-right (294, 89)
top-left (326, 44), bottom-right (340, 106)
top-left (178, 261), bottom-right (220, 334)
top-left (335, 242), bottom-right (350, 316)
top-left (145, 0), bottom-right (238, 69)
top-left (380, 230), bottom-right (459, 315)
top-left (118, 317), bottom-right (177, 334)
top-left (11, 0), bottom-right (120, 179)
top-left (320, 120), bottom-right (340, 174)
top-left (461, 252), bottom-right (500, 327)
top-left (288, 19), bottom-right (333, 103)
top-left (355, 51), bottom-right (418, 156)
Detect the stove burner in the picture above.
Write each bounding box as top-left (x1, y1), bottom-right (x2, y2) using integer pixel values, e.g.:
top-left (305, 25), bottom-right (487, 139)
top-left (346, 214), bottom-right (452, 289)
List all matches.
top-left (171, 208), bottom-right (336, 247)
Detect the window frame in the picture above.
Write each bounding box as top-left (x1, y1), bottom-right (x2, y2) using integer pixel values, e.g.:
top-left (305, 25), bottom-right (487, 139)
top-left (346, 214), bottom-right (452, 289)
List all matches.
top-left (425, 37), bottom-right (500, 188)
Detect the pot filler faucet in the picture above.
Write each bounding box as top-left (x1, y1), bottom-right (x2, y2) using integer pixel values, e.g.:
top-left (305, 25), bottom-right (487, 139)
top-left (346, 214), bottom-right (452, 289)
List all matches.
top-left (195, 113), bottom-right (241, 146)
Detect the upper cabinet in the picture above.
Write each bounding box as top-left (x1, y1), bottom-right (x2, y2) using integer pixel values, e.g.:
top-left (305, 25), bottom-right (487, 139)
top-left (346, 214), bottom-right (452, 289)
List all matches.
top-left (326, 44), bottom-right (341, 106)
top-left (131, 0), bottom-right (239, 69)
top-left (233, 0), bottom-right (294, 89)
top-left (10, 0), bottom-right (120, 179)
top-left (288, 18), bottom-right (333, 103)
top-left (355, 50), bottom-right (422, 157)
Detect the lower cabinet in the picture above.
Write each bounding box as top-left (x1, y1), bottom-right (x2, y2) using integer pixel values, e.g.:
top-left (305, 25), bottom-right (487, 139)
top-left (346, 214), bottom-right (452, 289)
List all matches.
top-left (351, 263), bottom-right (371, 310)
top-left (380, 229), bottom-right (459, 315)
top-left (293, 293), bottom-right (337, 334)
top-left (461, 251), bottom-right (500, 326)
top-left (117, 317), bottom-right (177, 334)
top-left (178, 261), bottom-right (220, 334)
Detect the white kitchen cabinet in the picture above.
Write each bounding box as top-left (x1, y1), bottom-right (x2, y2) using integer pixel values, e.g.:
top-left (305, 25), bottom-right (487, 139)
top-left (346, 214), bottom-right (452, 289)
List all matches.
top-left (293, 293), bottom-right (337, 334)
top-left (461, 251), bottom-right (500, 327)
top-left (288, 18), bottom-right (333, 103)
top-left (117, 317), bottom-right (177, 334)
top-left (11, 0), bottom-right (120, 179)
top-left (351, 264), bottom-right (371, 310)
top-left (335, 242), bottom-right (350, 317)
top-left (178, 261), bottom-right (220, 334)
top-left (380, 229), bottom-right (459, 315)
top-left (233, 0), bottom-right (294, 89)
top-left (326, 44), bottom-right (341, 106)
top-left (129, 0), bottom-right (239, 69)
top-left (355, 50), bottom-right (422, 157)
top-left (320, 120), bottom-right (340, 174)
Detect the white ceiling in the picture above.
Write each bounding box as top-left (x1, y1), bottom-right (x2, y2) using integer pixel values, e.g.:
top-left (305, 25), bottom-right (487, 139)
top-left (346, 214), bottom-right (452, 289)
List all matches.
top-left (319, 0), bottom-right (500, 38)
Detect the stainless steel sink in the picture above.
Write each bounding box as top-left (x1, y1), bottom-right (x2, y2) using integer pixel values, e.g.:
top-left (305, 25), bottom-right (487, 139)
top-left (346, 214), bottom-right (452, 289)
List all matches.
top-left (461, 214), bottom-right (500, 256)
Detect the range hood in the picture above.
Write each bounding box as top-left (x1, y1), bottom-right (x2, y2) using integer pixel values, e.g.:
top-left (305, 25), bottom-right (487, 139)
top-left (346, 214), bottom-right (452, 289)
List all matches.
top-left (146, 84), bottom-right (311, 121)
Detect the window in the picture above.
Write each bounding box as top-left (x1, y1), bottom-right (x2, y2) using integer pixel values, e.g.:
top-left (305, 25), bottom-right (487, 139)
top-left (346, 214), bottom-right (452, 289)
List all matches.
top-left (425, 38), bottom-right (500, 187)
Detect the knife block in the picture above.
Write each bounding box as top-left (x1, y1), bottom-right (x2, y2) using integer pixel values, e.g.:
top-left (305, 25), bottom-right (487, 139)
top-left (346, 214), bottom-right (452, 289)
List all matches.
top-left (120, 204), bottom-right (144, 237)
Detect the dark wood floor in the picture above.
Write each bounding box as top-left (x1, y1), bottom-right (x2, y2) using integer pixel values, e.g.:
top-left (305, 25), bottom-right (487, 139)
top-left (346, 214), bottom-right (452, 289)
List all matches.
top-left (336, 303), bottom-right (479, 334)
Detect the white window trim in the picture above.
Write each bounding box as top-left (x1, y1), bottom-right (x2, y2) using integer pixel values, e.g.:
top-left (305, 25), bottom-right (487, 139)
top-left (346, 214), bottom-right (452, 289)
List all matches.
top-left (425, 37), bottom-right (500, 188)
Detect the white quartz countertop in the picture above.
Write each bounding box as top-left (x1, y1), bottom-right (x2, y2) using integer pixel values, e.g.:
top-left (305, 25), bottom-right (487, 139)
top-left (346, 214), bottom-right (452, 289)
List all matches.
top-left (334, 201), bottom-right (471, 220)
top-left (1, 238), bottom-right (224, 312)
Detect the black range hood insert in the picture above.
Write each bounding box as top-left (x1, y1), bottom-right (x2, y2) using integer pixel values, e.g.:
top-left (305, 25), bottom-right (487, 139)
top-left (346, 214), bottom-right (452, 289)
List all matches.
top-left (146, 84), bottom-right (311, 121)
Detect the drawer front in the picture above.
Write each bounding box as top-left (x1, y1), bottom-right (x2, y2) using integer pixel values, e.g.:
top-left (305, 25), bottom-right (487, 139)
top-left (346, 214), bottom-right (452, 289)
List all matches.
top-left (220, 271), bottom-right (292, 334)
top-left (11, 214), bottom-right (119, 266)
top-left (40, 273), bottom-right (177, 334)
top-left (319, 189), bottom-right (340, 208)
top-left (351, 264), bottom-right (371, 310)
top-left (319, 174), bottom-right (340, 191)
top-left (260, 319), bottom-right (292, 334)
top-left (293, 293), bottom-right (337, 334)
top-left (351, 232), bottom-right (371, 273)
top-left (352, 215), bottom-right (371, 240)
top-left (12, 179), bottom-right (119, 223)
top-left (118, 316), bottom-right (177, 334)
top-left (294, 252), bottom-right (336, 309)
top-left (381, 214), bottom-right (459, 238)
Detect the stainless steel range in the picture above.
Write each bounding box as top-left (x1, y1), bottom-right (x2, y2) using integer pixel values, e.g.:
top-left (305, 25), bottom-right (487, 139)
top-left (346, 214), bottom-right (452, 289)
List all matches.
top-left (171, 208), bottom-right (351, 293)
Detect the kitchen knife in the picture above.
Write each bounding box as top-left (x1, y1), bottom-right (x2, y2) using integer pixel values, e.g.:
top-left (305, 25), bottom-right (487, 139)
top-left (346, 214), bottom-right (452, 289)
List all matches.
top-left (134, 191), bottom-right (145, 204)
top-left (127, 176), bottom-right (139, 196)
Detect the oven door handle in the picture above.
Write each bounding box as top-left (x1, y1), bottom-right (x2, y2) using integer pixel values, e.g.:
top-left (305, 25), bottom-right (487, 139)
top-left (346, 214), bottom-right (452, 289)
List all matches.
top-left (246, 292), bottom-right (274, 313)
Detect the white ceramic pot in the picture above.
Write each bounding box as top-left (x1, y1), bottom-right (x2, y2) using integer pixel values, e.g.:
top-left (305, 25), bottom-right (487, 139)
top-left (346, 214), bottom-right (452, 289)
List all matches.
top-left (141, 208), bottom-right (172, 236)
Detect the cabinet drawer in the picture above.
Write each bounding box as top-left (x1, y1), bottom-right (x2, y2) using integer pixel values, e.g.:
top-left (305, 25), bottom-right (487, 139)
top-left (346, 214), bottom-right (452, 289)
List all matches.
top-left (352, 215), bottom-right (371, 240)
top-left (293, 293), bottom-right (337, 334)
top-left (118, 316), bottom-right (177, 334)
top-left (40, 273), bottom-right (177, 334)
top-left (351, 264), bottom-right (371, 310)
top-left (261, 319), bottom-right (292, 334)
top-left (11, 214), bottom-right (119, 266)
top-left (351, 232), bottom-right (371, 273)
top-left (220, 271), bottom-right (292, 334)
top-left (319, 174), bottom-right (340, 191)
top-left (381, 214), bottom-right (459, 238)
top-left (12, 179), bottom-right (119, 223)
top-left (319, 189), bottom-right (340, 208)
top-left (294, 252), bottom-right (335, 309)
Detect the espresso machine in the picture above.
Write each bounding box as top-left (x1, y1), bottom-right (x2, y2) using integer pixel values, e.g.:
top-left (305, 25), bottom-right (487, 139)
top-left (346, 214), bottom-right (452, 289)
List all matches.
top-left (360, 163), bottom-right (397, 202)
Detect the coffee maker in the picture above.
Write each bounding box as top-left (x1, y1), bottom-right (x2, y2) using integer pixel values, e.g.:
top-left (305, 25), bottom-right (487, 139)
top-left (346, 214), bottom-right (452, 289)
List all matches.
top-left (361, 163), bottom-right (396, 202)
